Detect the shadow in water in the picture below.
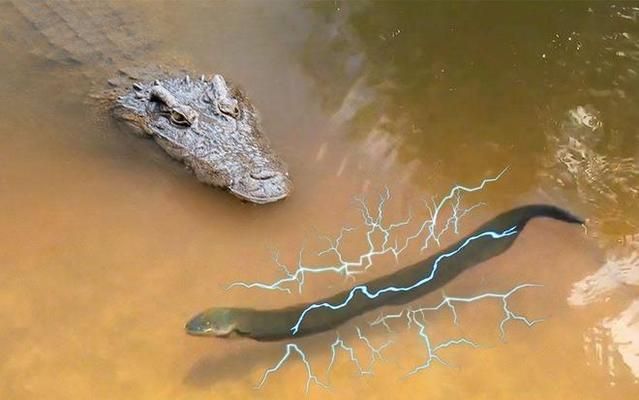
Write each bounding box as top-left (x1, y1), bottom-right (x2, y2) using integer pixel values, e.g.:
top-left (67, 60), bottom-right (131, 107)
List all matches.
top-left (184, 331), bottom-right (340, 388)
top-left (183, 317), bottom-right (372, 388)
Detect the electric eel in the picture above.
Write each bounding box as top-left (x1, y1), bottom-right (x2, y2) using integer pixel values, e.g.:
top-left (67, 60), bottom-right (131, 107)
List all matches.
top-left (185, 204), bottom-right (583, 342)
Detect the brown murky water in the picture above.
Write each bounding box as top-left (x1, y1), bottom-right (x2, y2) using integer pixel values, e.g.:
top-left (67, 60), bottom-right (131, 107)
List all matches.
top-left (1, 1), bottom-right (639, 399)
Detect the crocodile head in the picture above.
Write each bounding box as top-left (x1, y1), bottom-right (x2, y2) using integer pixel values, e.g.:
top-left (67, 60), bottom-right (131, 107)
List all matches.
top-left (112, 73), bottom-right (291, 204)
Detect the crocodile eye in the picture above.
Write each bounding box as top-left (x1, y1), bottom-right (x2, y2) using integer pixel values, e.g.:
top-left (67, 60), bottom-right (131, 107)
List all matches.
top-left (217, 102), bottom-right (240, 119)
top-left (221, 106), bottom-right (239, 119)
top-left (170, 110), bottom-right (191, 127)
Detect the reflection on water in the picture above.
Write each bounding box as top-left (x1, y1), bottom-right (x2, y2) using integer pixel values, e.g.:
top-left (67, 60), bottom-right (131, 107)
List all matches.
top-left (569, 237), bottom-right (639, 384)
top-left (1, 0), bottom-right (639, 398)
top-left (540, 105), bottom-right (639, 240)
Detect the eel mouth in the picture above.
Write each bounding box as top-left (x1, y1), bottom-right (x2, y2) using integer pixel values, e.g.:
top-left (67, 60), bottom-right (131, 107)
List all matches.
top-left (185, 314), bottom-right (237, 338)
top-left (184, 308), bottom-right (246, 338)
top-left (185, 328), bottom-right (235, 338)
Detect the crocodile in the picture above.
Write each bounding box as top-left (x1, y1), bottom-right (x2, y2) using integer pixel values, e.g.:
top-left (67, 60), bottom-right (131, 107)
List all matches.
top-left (2, 0), bottom-right (292, 204)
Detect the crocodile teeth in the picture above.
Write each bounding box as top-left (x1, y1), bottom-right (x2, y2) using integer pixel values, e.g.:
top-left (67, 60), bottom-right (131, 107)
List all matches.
top-left (184, 75), bottom-right (191, 84)
top-left (200, 75), bottom-right (206, 81)
top-left (133, 82), bottom-right (144, 91)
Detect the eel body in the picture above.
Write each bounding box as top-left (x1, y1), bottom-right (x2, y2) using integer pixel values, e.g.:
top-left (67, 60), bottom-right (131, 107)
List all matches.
top-left (186, 204), bottom-right (583, 341)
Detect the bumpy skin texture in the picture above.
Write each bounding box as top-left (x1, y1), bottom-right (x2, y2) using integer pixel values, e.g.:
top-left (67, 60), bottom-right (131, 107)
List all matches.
top-left (112, 73), bottom-right (291, 204)
top-left (4, 0), bottom-right (154, 72)
top-left (185, 204), bottom-right (584, 341)
top-left (6, 0), bottom-right (291, 204)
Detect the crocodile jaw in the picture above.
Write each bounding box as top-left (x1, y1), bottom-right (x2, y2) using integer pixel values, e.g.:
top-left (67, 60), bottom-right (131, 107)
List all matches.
top-left (112, 73), bottom-right (291, 204)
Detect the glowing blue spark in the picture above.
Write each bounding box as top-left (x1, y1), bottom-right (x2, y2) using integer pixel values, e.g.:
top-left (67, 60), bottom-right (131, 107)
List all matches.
top-left (258, 282), bottom-right (543, 391)
top-left (290, 226), bottom-right (519, 335)
top-left (328, 335), bottom-right (371, 377)
top-left (228, 169), bottom-right (507, 294)
top-left (255, 343), bottom-right (328, 393)
top-left (405, 167), bottom-right (508, 252)
top-left (326, 327), bottom-right (393, 379)
top-left (370, 284), bottom-right (542, 328)
top-left (407, 312), bottom-right (479, 376)
top-left (356, 327), bottom-right (393, 366)
top-left (415, 283), bottom-right (544, 339)
top-left (372, 309), bottom-right (406, 333)
top-left (369, 284), bottom-right (544, 375)
top-left (239, 170), bottom-right (546, 391)
top-left (257, 328), bottom-right (393, 391)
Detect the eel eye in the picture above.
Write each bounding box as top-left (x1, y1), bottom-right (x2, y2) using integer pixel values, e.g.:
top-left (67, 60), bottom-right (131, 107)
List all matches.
top-left (170, 110), bottom-right (191, 127)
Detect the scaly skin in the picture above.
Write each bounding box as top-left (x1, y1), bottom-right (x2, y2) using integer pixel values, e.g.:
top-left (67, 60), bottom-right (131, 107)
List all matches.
top-left (112, 72), bottom-right (291, 204)
top-left (5, 0), bottom-right (292, 204)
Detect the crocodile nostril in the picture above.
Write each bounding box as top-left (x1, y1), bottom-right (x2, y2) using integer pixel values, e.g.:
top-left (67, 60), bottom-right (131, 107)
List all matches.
top-left (250, 170), bottom-right (278, 181)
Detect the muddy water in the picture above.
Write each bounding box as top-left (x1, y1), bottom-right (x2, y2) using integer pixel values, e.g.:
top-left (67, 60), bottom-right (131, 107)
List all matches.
top-left (1, 1), bottom-right (638, 399)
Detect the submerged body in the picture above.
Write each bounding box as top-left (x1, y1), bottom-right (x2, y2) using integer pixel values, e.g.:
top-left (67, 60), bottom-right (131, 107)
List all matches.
top-left (4, 0), bottom-right (291, 204)
top-left (185, 204), bottom-right (584, 341)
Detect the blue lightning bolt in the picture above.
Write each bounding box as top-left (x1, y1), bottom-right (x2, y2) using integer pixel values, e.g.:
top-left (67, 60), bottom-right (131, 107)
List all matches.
top-left (227, 168), bottom-right (507, 294)
top-left (326, 327), bottom-right (393, 378)
top-left (257, 327), bottom-right (393, 391)
top-left (255, 343), bottom-right (328, 394)
top-left (406, 167), bottom-right (508, 252)
top-left (290, 226), bottom-right (519, 335)
top-left (369, 284), bottom-right (544, 375)
top-left (355, 326), bottom-right (394, 366)
top-left (407, 312), bottom-right (479, 376)
top-left (412, 283), bottom-right (545, 339)
top-left (231, 170), bottom-right (547, 392)
top-left (257, 283), bottom-right (544, 391)
top-left (328, 335), bottom-right (371, 377)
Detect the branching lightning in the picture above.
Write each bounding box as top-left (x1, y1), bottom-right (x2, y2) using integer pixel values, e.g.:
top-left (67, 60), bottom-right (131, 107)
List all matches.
top-left (406, 313), bottom-right (479, 376)
top-left (370, 283), bottom-right (545, 340)
top-left (289, 226), bottom-right (518, 335)
top-left (228, 168), bottom-right (508, 294)
top-left (369, 283), bottom-right (544, 376)
top-left (256, 327), bottom-right (393, 393)
top-left (327, 328), bottom-right (392, 378)
top-left (239, 170), bottom-right (545, 392)
top-left (255, 343), bottom-right (328, 394)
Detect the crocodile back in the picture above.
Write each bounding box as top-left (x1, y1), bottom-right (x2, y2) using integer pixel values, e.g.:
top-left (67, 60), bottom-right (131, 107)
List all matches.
top-left (2, 0), bottom-right (151, 67)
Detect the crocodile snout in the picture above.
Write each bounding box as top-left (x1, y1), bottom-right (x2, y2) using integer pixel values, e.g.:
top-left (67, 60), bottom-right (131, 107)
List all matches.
top-left (250, 170), bottom-right (279, 181)
top-left (230, 168), bottom-right (291, 204)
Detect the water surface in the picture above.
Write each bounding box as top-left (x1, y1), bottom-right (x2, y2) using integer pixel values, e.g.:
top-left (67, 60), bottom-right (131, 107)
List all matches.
top-left (1, 1), bottom-right (638, 399)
